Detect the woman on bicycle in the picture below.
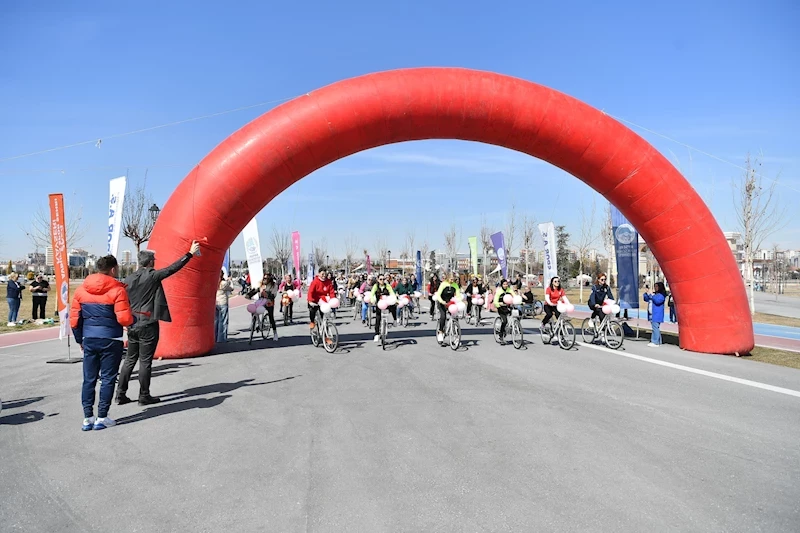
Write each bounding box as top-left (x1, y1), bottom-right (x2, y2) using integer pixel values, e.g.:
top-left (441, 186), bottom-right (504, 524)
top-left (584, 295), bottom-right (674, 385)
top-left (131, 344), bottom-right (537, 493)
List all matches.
top-left (279, 274), bottom-right (301, 323)
top-left (589, 273), bottom-right (614, 322)
top-left (307, 268), bottom-right (336, 331)
top-left (542, 276), bottom-right (565, 331)
top-left (259, 274), bottom-right (279, 341)
top-left (428, 273), bottom-right (441, 321)
top-left (360, 274), bottom-right (376, 324)
top-left (464, 276), bottom-right (485, 317)
top-left (492, 278), bottom-right (516, 343)
top-left (371, 274), bottom-right (397, 342)
top-left (395, 275), bottom-right (415, 316)
top-left (434, 271), bottom-right (462, 344)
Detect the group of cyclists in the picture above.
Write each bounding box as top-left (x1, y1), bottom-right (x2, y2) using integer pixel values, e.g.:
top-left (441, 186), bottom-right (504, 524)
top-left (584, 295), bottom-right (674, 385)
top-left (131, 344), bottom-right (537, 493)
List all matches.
top-left (243, 264), bottom-right (626, 351)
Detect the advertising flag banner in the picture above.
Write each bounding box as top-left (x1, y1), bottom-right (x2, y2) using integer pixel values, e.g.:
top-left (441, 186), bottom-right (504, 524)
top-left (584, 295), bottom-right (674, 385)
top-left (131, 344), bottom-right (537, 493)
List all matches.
top-left (49, 194), bottom-right (70, 340)
top-left (307, 253), bottom-right (314, 285)
top-left (538, 222), bottom-right (558, 288)
top-left (468, 236), bottom-right (478, 276)
top-left (222, 249), bottom-right (230, 278)
top-left (107, 176), bottom-right (126, 257)
top-left (291, 231), bottom-right (301, 277)
top-left (242, 218), bottom-right (264, 288)
top-left (415, 250), bottom-right (422, 289)
top-left (490, 232), bottom-right (507, 279)
top-left (611, 205), bottom-right (640, 309)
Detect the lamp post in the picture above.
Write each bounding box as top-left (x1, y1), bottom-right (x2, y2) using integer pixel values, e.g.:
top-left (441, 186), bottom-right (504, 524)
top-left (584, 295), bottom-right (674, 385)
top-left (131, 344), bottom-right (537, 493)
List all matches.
top-left (387, 250), bottom-right (391, 274)
top-left (326, 255), bottom-right (329, 270)
top-left (149, 203), bottom-right (160, 222)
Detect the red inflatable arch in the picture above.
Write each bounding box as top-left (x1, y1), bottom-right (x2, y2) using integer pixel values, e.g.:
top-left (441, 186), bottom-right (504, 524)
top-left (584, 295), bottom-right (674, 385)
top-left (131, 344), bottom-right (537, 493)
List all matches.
top-left (149, 67), bottom-right (753, 358)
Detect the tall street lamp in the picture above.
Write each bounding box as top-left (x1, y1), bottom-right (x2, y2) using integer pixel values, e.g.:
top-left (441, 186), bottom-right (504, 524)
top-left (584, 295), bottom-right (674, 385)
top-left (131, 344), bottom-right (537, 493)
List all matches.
top-left (387, 250), bottom-right (391, 274)
top-left (149, 203), bottom-right (161, 222)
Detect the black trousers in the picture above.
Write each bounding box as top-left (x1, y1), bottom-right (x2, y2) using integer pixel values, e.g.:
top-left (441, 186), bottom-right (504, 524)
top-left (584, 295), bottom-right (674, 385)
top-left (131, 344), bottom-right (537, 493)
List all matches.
top-left (374, 305), bottom-right (397, 334)
top-left (118, 323), bottom-right (159, 398)
top-left (265, 305), bottom-right (277, 330)
top-left (498, 307), bottom-right (511, 336)
top-left (32, 297), bottom-right (47, 320)
top-left (542, 304), bottom-right (561, 326)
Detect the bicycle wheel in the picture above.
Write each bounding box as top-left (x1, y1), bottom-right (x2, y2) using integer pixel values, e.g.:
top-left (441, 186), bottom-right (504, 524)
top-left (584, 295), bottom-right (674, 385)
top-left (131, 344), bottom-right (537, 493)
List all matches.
top-left (310, 323), bottom-right (321, 347)
top-left (533, 301), bottom-right (544, 316)
top-left (540, 322), bottom-right (552, 344)
top-left (558, 320), bottom-right (576, 350)
top-left (367, 306), bottom-right (373, 328)
top-left (493, 317), bottom-right (503, 344)
top-left (449, 320), bottom-right (461, 351)
top-left (402, 307), bottom-right (409, 328)
top-left (381, 318), bottom-right (387, 350)
top-left (604, 321), bottom-right (624, 350)
top-left (323, 321), bottom-right (339, 353)
top-left (260, 314), bottom-right (269, 340)
top-left (249, 315), bottom-right (257, 345)
top-left (511, 319), bottom-right (523, 349)
top-left (581, 318), bottom-right (597, 344)
top-left (284, 308), bottom-right (290, 326)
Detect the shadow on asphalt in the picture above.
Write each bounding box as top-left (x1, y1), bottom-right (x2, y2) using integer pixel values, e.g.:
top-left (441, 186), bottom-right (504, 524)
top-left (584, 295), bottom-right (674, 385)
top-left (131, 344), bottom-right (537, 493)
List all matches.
top-left (132, 361), bottom-right (200, 379)
top-left (160, 377), bottom-right (299, 402)
top-left (115, 395), bottom-right (233, 425)
top-left (0, 410), bottom-right (46, 425)
top-left (1, 396), bottom-right (45, 410)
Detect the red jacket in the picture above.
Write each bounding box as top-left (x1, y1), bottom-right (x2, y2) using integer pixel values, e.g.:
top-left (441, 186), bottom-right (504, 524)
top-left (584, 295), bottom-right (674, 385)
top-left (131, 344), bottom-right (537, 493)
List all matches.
top-left (307, 277), bottom-right (335, 304)
top-left (70, 273), bottom-right (134, 343)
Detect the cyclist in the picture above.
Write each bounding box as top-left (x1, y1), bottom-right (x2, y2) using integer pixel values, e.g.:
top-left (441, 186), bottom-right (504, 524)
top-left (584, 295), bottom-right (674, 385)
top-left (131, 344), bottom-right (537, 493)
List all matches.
top-left (464, 276), bottom-right (485, 317)
top-left (259, 273), bottom-right (279, 341)
top-left (279, 274), bottom-right (301, 324)
top-left (307, 267), bottom-right (336, 332)
top-left (334, 271), bottom-right (348, 304)
top-left (588, 273), bottom-right (614, 323)
top-left (395, 275), bottom-right (415, 319)
top-left (542, 276), bottom-right (566, 330)
top-left (427, 273), bottom-right (441, 321)
top-left (359, 274), bottom-right (376, 324)
top-left (434, 271), bottom-right (461, 344)
top-left (492, 278), bottom-right (516, 344)
top-left (371, 274), bottom-right (397, 342)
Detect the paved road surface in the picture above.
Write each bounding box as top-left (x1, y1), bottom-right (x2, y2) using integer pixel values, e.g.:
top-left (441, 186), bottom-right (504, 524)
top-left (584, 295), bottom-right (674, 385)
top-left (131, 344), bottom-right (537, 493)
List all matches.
top-left (754, 291), bottom-right (800, 319)
top-left (1, 302), bottom-right (799, 532)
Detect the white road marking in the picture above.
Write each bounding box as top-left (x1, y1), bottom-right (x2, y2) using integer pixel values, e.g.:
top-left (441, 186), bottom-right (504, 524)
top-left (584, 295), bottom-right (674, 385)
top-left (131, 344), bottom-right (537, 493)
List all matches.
top-left (577, 341), bottom-right (800, 399)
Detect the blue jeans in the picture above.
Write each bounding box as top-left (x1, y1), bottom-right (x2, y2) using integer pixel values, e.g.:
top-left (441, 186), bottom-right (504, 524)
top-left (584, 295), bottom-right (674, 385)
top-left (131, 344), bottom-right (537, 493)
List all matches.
top-left (669, 306), bottom-right (677, 323)
top-left (7, 298), bottom-right (20, 323)
top-left (215, 304), bottom-right (229, 342)
top-left (651, 321), bottom-right (662, 345)
top-left (81, 338), bottom-right (124, 418)
top-left (361, 302), bottom-right (369, 321)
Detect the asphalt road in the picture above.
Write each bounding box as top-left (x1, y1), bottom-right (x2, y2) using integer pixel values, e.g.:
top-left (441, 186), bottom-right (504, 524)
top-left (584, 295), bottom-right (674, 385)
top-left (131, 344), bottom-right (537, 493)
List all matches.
top-left (1, 302), bottom-right (799, 532)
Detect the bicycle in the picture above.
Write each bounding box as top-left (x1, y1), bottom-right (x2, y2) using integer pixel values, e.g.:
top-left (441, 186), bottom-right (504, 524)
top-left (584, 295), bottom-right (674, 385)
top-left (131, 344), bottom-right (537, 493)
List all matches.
top-left (524, 299), bottom-right (544, 318)
top-left (281, 294), bottom-right (292, 326)
top-left (540, 312), bottom-right (576, 350)
top-left (399, 302), bottom-right (412, 327)
top-left (493, 308), bottom-right (523, 349)
top-left (467, 301), bottom-right (484, 326)
top-left (249, 308), bottom-right (271, 345)
top-left (378, 307), bottom-right (392, 349)
top-left (581, 313), bottom-right (624, 350)
top-left (310, 306), bottom-right (339, 353)
top-left (438, 308), bottom-right (461, 350)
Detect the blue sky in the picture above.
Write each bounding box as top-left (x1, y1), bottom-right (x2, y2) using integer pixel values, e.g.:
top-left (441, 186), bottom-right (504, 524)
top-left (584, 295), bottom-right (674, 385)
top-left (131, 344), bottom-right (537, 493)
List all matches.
top-left (1, 0), bottom-right (798, 262)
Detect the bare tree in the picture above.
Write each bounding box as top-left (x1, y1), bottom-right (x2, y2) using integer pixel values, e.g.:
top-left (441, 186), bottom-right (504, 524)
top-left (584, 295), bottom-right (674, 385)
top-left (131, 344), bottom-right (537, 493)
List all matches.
top-left (733, 154), bottom-right (788, 315)
top-left (600, 204), bottom-right (614, 285)
top-left (404, 231), bottom-right (416, 274)
top-left (575, 201), bottom-right (599, 303)
top-left (505, 204), bottom-right (518, 277)
top-left (23, 204), bottom-right (88, 255)
top-left (313, 239), bottom-right (328, 270)
top-left (480, 215), bottom-right (494, 278)
top-left (420, 240), bottom-right (430, 273)
top-left (521, 213), bottom-right (537, 280)
top-left (120, 183), bottom-right (156, 254)
top-left (444, 224), bottom-right (460, 273)
top-left (270, 227), bottom-right (291, 276)
top-left (374, 238), bottom-right (388, 273)
top-left (343, 234), bottom-right (358, 273)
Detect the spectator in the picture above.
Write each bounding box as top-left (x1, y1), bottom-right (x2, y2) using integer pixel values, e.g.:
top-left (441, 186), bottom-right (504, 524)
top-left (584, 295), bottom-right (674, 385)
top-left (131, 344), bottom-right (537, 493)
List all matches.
top-left (116, 240), bottom-right (200, 406)
top-left (30, 273), bottom-right (50, 320)
top-left (6, 272), bottom-right (24, 326)
top-left (644, 282), bottom-right (667, 347)
top-left (513, 273), bottom-right (524, 291)
top-left (667, 290), bottom-right (677, 323)
top-left (520, 285), bottom-right (535, 316)
top-left (215, 270), bottom-right (234, 343)
top-left (70, 255), bottom-right (134, 431)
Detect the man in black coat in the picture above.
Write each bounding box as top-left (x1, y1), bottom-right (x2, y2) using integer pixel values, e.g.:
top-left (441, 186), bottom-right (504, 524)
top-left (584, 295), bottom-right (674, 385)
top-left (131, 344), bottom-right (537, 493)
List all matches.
top-left (116, 240), bottom-right (200, 405)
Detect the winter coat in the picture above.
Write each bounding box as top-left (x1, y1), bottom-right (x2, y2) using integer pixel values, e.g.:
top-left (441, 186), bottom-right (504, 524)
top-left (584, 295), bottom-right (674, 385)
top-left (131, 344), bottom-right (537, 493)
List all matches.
top-left (125, 253), bottom-right (192, 328)
top-left (70, 273), bottom-right (134, 343)
top-left (644, 292), bottom-right (666, 323)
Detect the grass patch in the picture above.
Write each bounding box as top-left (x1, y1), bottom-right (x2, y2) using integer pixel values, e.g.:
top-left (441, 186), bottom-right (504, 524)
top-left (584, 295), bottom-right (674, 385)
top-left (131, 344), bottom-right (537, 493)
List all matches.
top-left (657, 331), bottom-right (800, 370)
top-left (0, 282), bottom-right (81, 335)
top-left (752, 313), bottom-right (800, 328)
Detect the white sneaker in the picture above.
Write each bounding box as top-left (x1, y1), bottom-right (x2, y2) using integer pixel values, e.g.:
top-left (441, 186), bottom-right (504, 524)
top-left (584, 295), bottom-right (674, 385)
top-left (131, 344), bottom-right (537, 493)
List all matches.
top-left (81, 416), bottom-right (96, 431)
top-left (273, 332), bottom-right (278, 341)
top-left (436, 332), bottom-right (444, 343)
top-left (7, 322), bottom-right (16, 327)
top-left (647, 342), bottom-right (659, 347)
top-left (373, 335), bottom-right (380, 342)
top-left (93, 417), bottom-right (117, 430)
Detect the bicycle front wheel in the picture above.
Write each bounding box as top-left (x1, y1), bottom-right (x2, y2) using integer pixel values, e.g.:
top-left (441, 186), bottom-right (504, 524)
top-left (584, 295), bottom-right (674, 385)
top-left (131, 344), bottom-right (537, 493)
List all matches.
top-left (381, 318), bottom-right (387, 350)
top-left (323, 321), bottom-right (339, 353)
top-left (581, 318), bottom-right (596, 344)
top-left (402, 308), bottom-right (409, 328)
top-left (449, 320), bottom-right (461, 351)
top-left (558, 320), bottom-right (576, 350)
top-left (540, 323), bottom-right (552, 344)
top-left (493, 318), bottom-right (503, 344)
top-left (260, 314), bottom-right (269, 340)
top-left (511, 319), bottom-right (523, 349)
top-left (604, 321), bottom-right (624, 350)
top-left (249, 315), bottom-right (257, 345)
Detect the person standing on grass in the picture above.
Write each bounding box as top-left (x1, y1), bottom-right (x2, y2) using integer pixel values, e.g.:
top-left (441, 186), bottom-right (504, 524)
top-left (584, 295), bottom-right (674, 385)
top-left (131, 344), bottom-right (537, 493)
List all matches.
top-left (70, 255), bottom-right (134, 431)
top-left (644, 282), bottom-right (667, 347)
top-left (30, 273), bottom-right (50, 320)
top-left (6, 272), bottom-right (24, 326)
top-left (116, 240), bottom-right (200, 406)
top-left (215, 270), bottom-right (234, 343)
